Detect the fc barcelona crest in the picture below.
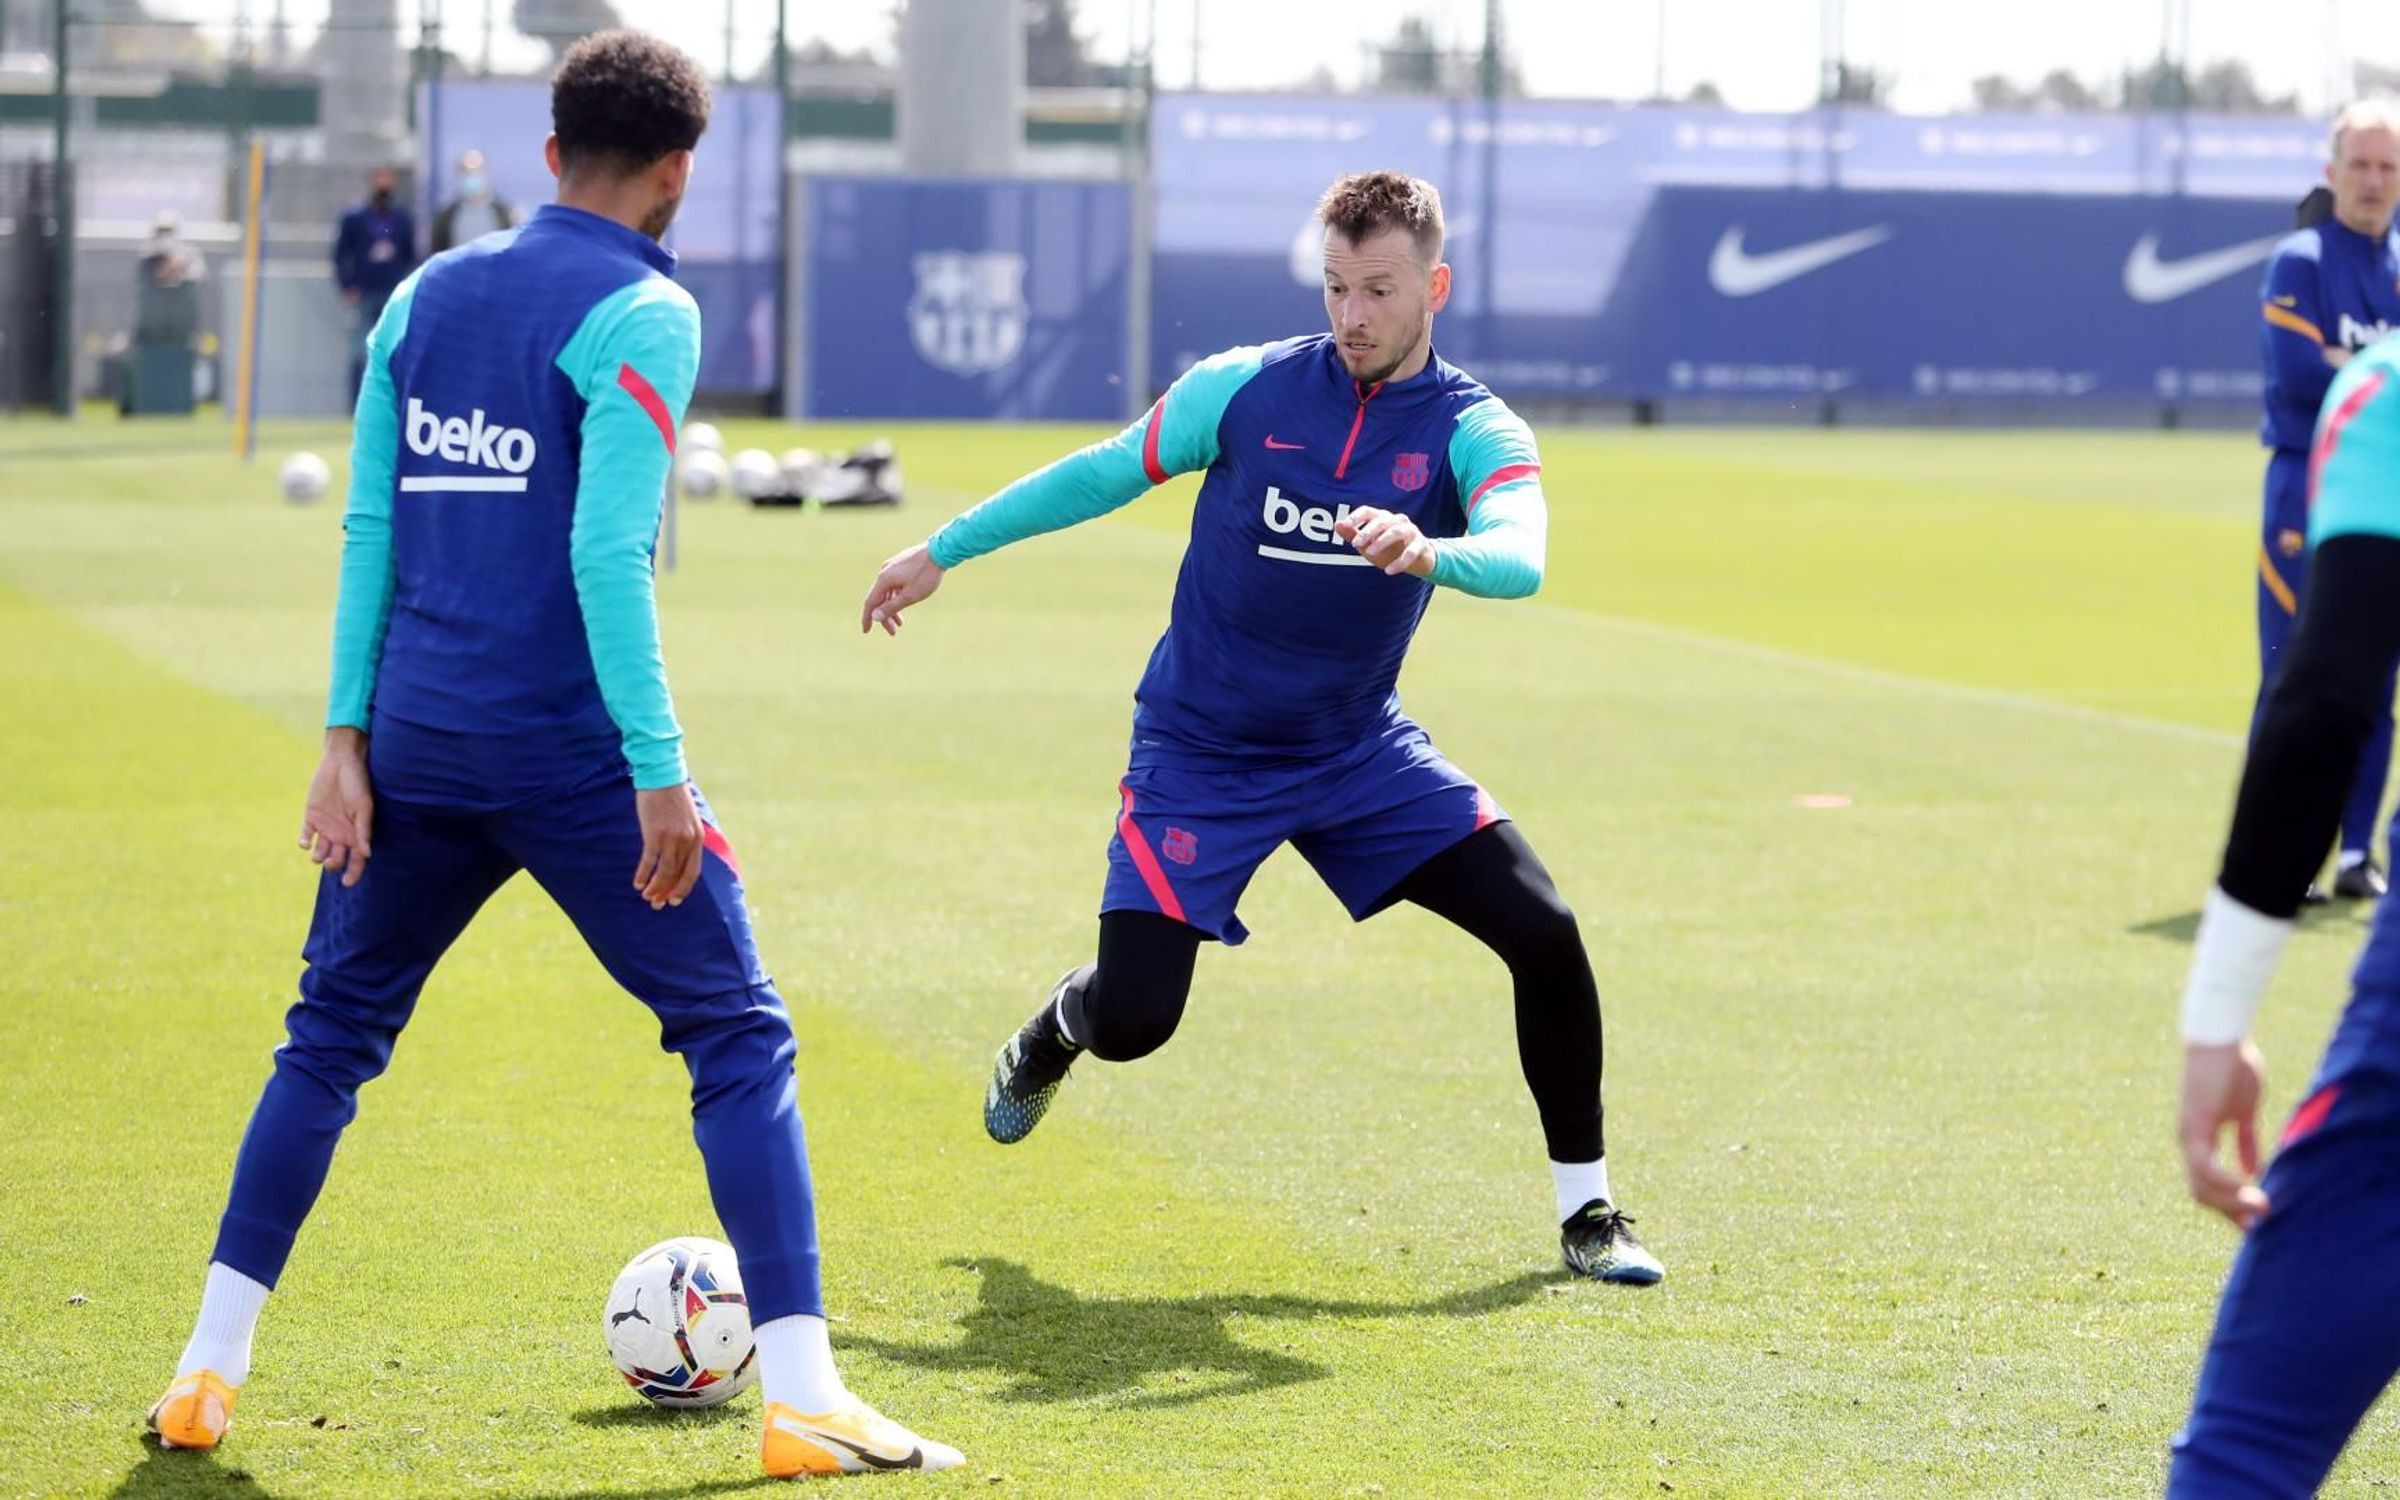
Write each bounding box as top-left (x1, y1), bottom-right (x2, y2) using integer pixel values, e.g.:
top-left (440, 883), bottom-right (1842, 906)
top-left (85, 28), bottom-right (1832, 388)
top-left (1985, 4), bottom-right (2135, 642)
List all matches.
top-left (907, 251), bottom-right (1028, 377)
top-left (1392, 452), bottom-right (1431, 491)
top-left (1161, 827), bottom-right (1199, 866)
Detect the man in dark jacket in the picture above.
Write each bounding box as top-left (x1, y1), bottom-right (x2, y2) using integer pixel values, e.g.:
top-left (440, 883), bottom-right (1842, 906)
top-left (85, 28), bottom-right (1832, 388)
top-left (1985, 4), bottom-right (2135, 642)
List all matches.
top-left (331, 165), bottom-right (418, 405)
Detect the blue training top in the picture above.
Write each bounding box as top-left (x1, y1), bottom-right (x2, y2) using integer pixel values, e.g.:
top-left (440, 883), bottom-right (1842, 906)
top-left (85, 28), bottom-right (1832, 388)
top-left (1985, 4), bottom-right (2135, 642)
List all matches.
top-left (325, 204), bottom-right (700, 807)
top-left (929, 334), bottom-right (1548, 764)
top-left (2258, 220), bottom-right (2400, 453)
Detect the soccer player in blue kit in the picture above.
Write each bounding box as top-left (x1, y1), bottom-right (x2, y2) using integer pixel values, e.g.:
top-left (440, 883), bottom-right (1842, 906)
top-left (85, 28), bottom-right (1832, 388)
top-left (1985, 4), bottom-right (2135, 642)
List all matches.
top-left (859, 171), bottom-right (1662, 1286)
top-left (147, 32), bottom-right (960, 1480)
top-left (2172, 288), bottom-right (2400, 1491)
top-left (2252, 101), bottom-right (2400, 903)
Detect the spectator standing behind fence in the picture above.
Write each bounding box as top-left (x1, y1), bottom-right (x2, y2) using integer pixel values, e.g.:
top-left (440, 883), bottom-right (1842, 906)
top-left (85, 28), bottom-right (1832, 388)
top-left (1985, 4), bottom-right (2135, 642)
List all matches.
top-left (430, 150), bottom-right (517, 253)
top-left (332, 166), bottom-right (418, 405)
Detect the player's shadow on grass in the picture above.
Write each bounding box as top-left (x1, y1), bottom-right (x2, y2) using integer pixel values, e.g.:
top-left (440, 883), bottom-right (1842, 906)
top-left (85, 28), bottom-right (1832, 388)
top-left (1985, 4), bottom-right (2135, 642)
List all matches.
top-left (570, 1400), bottom-right (752, 1430)
top-left (112, 1444), bottom-right (283, 1497)
top-left (2132, 903), bottom-right (2368, 945)
top-left (846, 1256), bottom-right (1559, 1412)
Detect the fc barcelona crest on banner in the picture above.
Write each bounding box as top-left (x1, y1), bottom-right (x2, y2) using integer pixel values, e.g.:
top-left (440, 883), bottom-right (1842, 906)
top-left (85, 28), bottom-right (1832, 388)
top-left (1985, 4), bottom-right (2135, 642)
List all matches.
top-left (1392, 452), bottom-right (1431, 491)
top-left (907, 251), bottom-right (1029, 377)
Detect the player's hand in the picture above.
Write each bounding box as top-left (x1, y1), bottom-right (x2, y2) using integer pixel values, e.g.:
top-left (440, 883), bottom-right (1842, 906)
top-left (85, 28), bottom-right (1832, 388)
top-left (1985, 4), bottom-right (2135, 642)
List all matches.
top-left (1336, 506), bottom-right (1438, 578)
top-left (632, 784), bottom-right (705, 910)
top-left (861, 542), bottom-right (945, 636)
top-left (300, 727), bottom-right (375, 888)
top-left (2179, 1038), bottom-right (2272, 1230)
top-left (2326, 347), bottom-right (2354, 370)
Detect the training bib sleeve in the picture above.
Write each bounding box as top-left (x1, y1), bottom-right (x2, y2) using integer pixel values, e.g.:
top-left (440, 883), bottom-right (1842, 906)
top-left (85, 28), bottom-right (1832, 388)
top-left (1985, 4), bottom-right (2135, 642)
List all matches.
top-left (555, 277), bottom-right (702, 791)
top-left (324, 272), bottom-right (421, 730)
top-left (926, 345), bottom-right (1269, 569)
top-left (1432, 396), bottom-right (1547, 599)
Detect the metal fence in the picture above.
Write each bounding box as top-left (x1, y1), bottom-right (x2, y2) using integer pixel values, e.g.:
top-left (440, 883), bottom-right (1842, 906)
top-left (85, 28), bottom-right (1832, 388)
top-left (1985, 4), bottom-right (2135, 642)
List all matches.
top-left (2, 0), bottom-right (2394, 420)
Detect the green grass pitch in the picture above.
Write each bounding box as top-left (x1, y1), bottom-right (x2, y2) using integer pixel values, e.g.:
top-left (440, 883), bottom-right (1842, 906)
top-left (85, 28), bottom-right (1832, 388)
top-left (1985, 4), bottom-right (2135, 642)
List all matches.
top-left (1, 413), bottom-right (2393, 1495)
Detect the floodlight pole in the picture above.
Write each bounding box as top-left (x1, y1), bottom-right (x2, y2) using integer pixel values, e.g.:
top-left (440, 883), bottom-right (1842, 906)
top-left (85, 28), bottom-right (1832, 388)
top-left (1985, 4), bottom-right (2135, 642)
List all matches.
top-left (773, 0), bottom-right (791, 416)
top-left (1477, 0), bottom-right (1499, 372)
top-left (49, 0), bottom-right (73, 415)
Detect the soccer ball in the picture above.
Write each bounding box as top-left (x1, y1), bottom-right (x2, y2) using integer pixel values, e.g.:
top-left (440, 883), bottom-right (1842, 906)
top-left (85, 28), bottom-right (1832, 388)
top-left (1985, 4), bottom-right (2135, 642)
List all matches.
top-left (778, 447), bottom-right (823, 494)
top-left (679, 448), bottom-right (731, 500)
top-left (681, 420), bottom-right (723, 455)
top-left (279, 452), bottom-right (330, 504)
top-left (729, 448), bottom-right (782, 501)
top-left (602, 1236), bottom-right (758, 1408)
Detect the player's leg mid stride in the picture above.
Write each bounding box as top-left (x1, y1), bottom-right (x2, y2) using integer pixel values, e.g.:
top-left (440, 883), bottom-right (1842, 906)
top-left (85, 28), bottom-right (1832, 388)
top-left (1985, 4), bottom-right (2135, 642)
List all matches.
top-left (982, 804), bottom-right (1663, 1288)
top-left (985, 962), bottom-right (1096, 1143)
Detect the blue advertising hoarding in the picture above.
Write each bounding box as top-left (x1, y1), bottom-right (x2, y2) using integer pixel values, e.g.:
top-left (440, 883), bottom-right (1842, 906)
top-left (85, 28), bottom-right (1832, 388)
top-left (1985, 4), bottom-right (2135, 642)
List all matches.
top-left (417, 81), bottom-right (782, 395)
top-left (1151, 93), bottom-right (2313, 405)
top-left (802, 177), bottom-right (1132, 421)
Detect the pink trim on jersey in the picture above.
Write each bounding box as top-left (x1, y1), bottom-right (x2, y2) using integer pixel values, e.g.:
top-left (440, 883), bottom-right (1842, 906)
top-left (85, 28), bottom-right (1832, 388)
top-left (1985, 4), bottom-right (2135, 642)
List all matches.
top-left (1467, 462), bottom-right (1541, 515)
top-left (1140, 396), bottom-right (1169, 484)
top-left (700, 822), bottom-right (742, 880)
top-left (1334, 381), bottom-right (1383, 479)
top-left (2282, 1082), bottom-right (2341, 1148)
top-left (617, 363), bottom-right (677, 455)
top-left (2312, 370), bottom-right (2389, 507)
top-left (1474, 787), bottom-right (1499, 831)
top-left (1116, 780), bottom-right (1187, 923)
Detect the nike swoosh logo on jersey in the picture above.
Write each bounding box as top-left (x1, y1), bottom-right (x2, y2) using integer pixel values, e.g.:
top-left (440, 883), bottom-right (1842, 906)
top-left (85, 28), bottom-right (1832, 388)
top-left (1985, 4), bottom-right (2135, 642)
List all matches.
top-left (772, 1415), bottom-right (923, 1470)
top-left (1264, 435), bottom-right (1305, 450)
top-left (1706, 224), bottom-right (1893, 297)
top-left (2122, 232), bottom-right (2284, 304)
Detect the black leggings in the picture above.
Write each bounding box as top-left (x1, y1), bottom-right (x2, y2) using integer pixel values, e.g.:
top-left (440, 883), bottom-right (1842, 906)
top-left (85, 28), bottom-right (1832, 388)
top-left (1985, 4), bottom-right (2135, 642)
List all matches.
top-left (1058, 821), bottom-right (1604, 1162)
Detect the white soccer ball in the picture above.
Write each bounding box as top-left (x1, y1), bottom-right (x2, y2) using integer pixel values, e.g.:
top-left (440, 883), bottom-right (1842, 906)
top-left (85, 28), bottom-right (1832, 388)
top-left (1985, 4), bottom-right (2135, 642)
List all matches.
top-left (679, 448), bottom-right (731, 500)
top-left (603, 1236), bottom-right (758, 1408)
top-left (279, 451), bottom-right (330, 504)
top-left (729, 448), bottom-right (782, 500)
top-left (681, 421), bottom-right (723, 455)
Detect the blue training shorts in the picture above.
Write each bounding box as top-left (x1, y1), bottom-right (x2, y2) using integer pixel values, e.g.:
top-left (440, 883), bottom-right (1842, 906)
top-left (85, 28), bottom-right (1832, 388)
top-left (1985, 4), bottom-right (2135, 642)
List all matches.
top-left (1101, 717), bottom-right (1505, 946)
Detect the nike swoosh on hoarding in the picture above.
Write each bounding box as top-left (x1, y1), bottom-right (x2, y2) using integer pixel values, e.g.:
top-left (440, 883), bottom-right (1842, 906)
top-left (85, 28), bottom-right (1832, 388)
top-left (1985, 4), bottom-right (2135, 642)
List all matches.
top-left (1706, 224), bottom-right (1894, 297)
top-left (2122, 232), bottom-right (2284, 304)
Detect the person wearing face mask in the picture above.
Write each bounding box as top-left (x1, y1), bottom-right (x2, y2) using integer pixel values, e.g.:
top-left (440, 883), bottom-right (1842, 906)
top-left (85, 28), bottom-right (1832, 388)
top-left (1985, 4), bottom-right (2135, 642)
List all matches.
top-left (430, 149), bottom-right (518, 254)
top-left (332, 165), bottom-right (419, 405)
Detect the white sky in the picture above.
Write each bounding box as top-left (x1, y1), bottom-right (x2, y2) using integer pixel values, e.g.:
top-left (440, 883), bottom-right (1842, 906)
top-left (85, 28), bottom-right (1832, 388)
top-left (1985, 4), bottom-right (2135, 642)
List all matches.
top-left (195, 0), bottom-right (2400, 116)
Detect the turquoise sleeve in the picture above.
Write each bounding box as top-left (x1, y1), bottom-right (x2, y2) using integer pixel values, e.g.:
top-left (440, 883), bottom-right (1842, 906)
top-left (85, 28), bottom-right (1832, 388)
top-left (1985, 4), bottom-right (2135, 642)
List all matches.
top-left (324, 271), bottom-right (420, 729)
top-left (1431, 396), bottom-right (1547, 599)
top-left (2310, 343), bottom-right (2400, 546)
top-left (554, 277), bottom-right (701, 790)
top-left (927, 344), bottom-right (1267, 569)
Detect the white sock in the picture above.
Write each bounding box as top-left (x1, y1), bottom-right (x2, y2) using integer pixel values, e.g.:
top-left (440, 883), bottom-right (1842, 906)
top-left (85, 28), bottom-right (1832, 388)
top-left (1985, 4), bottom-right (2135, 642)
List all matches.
top-left (754, 1314), bottom-right (849, 1414)
top-left (1551, 1157), bottom-right (1612, 1223)
top-left (176, 1262), bottom-right (270, 1387)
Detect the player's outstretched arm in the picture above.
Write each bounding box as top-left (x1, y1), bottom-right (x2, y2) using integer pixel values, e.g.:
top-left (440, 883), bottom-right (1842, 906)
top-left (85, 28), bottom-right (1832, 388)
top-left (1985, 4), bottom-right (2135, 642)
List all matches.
top-left (860, 542), bottom-right (943, 635)
top-left (864, 347), bottom-right (1266, 637)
